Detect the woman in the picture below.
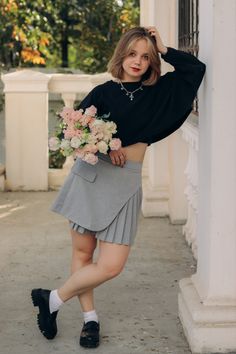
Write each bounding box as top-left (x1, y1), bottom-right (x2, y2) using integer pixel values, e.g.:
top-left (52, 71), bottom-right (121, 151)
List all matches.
top-left (31, 26), bottom-right (206, 348)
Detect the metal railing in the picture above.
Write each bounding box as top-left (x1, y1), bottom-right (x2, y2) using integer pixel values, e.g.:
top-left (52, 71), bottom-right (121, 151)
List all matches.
top-left (178, 0), bottom-right (199, 113)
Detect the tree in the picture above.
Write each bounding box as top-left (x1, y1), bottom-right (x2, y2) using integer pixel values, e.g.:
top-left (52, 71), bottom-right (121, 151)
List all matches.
top-left (70, 0), bottom-right (140, 73)
top-left (41, 0), bottom-right (140, 72)
top-left (0, 0), bottom-right (140, 72)
top-left (0, 0), bottom-right (52, 69)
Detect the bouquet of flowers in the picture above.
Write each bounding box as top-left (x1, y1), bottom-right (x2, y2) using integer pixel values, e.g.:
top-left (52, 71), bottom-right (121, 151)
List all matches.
top-left (49, 105), bottom-right (121, 165)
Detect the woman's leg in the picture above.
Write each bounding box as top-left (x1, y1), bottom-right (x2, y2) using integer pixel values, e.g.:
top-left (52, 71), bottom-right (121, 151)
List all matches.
top-left (58, 240), bottom-right (131, 302)
top-left (70, 228), bottom-right (97, 312)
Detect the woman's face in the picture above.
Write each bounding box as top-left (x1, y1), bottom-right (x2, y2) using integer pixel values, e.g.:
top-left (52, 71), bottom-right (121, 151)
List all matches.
top-left (121, 38), bottom-right (150, 82)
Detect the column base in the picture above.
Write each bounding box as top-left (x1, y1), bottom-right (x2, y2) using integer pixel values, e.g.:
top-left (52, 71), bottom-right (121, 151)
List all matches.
top-left (178, 277), bottom-right (236, 353)
top-left (142, 178), bottom-right (169, 217)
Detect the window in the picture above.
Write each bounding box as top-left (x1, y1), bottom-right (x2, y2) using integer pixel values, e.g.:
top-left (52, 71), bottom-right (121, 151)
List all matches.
top-left (178, 0), bottom-right (199, 113)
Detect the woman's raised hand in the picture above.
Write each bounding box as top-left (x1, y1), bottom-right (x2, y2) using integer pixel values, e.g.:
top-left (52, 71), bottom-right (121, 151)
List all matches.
top-left (145, 26), bottom-right (168, 55)
top-left (109, 148), bottom-right (127, 167)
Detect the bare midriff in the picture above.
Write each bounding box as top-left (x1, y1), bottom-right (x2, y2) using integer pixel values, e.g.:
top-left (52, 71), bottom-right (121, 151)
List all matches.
top-left (122, 142), bottom-right (148, 163)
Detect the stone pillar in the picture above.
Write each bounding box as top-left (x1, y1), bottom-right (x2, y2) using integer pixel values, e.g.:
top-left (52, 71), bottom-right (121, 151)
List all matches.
top-left (178, 1), bottom-right (236, 352)
top-left (140, 0), bottom-right (170, 216)
top-left (168, 130), bottom-right (188, 224)
top-left (141, 0), bottom-right (187, 220)
top-left (181, 122), bottom-right (199, 259)
top-left (142, 140), bottom-right (169, 216)
top-left (2, 70), bottom-right (50, 190)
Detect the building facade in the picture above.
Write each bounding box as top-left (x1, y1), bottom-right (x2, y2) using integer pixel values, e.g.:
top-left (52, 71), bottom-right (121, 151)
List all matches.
top-left (140, 0), bottom-right (236, 353)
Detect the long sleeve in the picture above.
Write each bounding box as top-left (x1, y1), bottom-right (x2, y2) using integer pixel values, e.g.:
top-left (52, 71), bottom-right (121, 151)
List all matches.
top-left (145, 47), bottom-right (206, 145)
top-left (161, 46), bottom-right (206, 90)
top-left (75, 84), bottom-right (103, 113)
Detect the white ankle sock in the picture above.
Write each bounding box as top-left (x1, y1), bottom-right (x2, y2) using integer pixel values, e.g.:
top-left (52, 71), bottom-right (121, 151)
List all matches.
top-left (49, 289), bottom-right (64, 314)
top-left (83, 310), bottom-right (98, 324)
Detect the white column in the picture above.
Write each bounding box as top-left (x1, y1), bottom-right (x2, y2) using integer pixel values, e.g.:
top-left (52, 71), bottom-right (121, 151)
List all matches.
top-left (181, 122), bottom-right (199, 258)
top-left (140, 0), bottom-right (156, 26)
top-left (2, 70), bottom-right (50, 191)
top-left (168, 130), bottom-right (188, 224)
top-left (141, 0), bottom-right (184, 218)
top-left (142, 140), bottom-right (169, 216)
top-left (179, 1), bottom-right (236, 352)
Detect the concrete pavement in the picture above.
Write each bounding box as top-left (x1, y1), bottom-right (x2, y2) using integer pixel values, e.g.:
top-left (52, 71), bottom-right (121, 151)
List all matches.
top-left (0, 191), bottom-right (195, 354)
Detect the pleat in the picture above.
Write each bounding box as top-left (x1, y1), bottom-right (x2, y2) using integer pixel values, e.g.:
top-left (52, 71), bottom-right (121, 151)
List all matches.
top-left (69, 220), bottom-right (95, 235)
top-left (95, 187), bottom-right (142, 245)
top-left (69, 186), bottom-right (142, 245)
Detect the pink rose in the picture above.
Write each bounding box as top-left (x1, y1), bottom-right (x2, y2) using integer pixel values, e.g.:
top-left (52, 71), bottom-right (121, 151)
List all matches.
top-left (59, 107), bottom-right (74, 123)
top-left (49, 137), bottom-right (60, 151)
top-left (83, 153), bottom-right (98, 165)
top-left (109, 138), bottom-right (122, 151)
top-left (85, 105), bottom-right (97, 117)
top-left (74, 148), bottom-right (85, 158)
top-left (63, 128), bottom-right (75, 139)
top-left (71, 109), bottom-right (83, 122)
top-left (88, 118), bottom-right (96, 128)
top-left (84, 144), bottom-right (98, 154)
top-left (80, 114), bottom-right (93, 127)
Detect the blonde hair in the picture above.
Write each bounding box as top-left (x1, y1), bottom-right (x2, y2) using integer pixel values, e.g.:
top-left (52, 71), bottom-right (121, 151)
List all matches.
top-left (107, 27), bottom-right (161, 86)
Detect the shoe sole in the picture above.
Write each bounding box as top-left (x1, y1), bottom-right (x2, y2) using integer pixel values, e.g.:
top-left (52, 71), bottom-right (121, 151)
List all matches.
top-left (80, 339), bottom-right (100, 348)
top-left (31, 289), bottom-right (56, 340)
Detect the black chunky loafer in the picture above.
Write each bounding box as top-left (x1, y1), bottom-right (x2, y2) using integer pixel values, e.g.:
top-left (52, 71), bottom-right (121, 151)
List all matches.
top-left (31, 288), bottom-right (58, 340)
top-left (80, 321), bottom-right (100, 348)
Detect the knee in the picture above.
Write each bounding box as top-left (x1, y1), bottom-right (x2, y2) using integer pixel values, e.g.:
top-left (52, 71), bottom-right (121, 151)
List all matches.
top-left (99, 262), bottom-right (124, 280)
top-left (72, 241), bottom-right (97, 263)
top-left (73, 248), bottom-right (94, 264)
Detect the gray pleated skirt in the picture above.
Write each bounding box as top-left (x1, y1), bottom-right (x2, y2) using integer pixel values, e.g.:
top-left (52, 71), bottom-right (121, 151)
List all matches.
top-left (50, 152), bottom-right (143, 245)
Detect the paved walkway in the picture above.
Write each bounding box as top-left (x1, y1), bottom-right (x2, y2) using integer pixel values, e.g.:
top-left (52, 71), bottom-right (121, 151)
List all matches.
top-left (0, 191), bottom-right (195, 354)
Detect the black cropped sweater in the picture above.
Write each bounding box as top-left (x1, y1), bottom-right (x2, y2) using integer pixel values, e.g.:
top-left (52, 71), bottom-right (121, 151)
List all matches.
top-left (76, 47), bottom-right (206, 147)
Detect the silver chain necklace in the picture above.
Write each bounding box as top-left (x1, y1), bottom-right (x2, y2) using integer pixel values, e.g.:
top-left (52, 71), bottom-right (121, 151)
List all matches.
top-left (118, 80), bottom-right (143, 101)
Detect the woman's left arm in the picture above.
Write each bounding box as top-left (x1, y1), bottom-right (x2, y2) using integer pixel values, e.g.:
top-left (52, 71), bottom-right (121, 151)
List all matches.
top-left (146, 26), bottom-right (206, 93)
top-left (142, 27), bottom-right (206, 146)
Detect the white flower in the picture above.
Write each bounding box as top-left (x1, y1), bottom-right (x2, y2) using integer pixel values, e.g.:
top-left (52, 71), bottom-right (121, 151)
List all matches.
top-left (91, 119), bottom-right (105, 130)
top-left (60, 139), bottom-right (73, 156)
top-left (96, 141), bottom-right (108, 154)
top-left (70, 136), bottom-right (82, 149)
top-left (105, 121), bottom-right (117, 134)
top-left (60, 139), bottom-right (71, 150)
top-left (103, 132), bottom-right (112, 143)
top-left (87, 134), bottom-right (98, 144)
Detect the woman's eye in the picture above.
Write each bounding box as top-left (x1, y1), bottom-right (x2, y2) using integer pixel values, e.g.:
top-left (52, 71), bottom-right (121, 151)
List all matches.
top-left (129, 52), bottom-right (136, 57)
top-left (143, 55), bottom-right (149, 60)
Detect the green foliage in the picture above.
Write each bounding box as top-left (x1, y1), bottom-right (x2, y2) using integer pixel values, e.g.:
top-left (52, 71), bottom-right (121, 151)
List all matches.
top-left (49, 150), bottom-right (66, 169)
top-left (0, 93), bottom-right (4, 113)
top-left (48, 118), bottom-right (66, 169)
top-left (0, 0), bottom-right (53, 69)
top-left (0, 0), bottom-right (140, 72)
top-left (68, 0), bottom-right (140, 73)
